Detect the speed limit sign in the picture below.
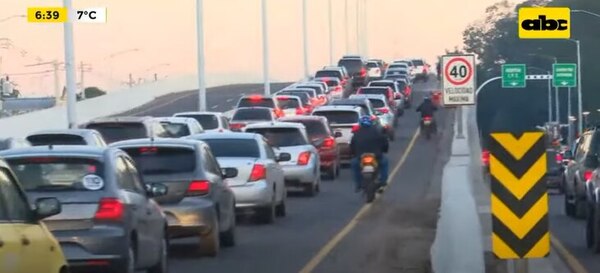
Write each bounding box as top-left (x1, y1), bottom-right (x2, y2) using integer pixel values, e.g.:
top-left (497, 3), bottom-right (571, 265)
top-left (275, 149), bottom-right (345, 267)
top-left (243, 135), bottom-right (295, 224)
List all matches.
top-left (442, 54), bottom-right (476, 106)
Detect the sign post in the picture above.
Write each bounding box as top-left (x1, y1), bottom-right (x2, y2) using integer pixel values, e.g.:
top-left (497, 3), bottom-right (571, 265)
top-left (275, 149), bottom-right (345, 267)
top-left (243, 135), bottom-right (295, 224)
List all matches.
top-left (501, 64), bottom-right (526, 88)
top-left (441, 54), bottom-right (476, 139)
top-left (552, 63), bottom-right (577, 88)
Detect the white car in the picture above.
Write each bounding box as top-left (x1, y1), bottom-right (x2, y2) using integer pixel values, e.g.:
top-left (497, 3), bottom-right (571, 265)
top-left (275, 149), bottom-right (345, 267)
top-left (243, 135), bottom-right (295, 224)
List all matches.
top-left (311, 105), bottom-right (364, 164)
top-left (349, 94), bottom-right (396, 141)
top-left (275, 95), bottom-right (309, 116)
top-left (173, 111), bottom-right (231, 133)
top-left (26, 129), bottom-right (107, 147)
top-left (153, 117), bottom-right (204, 137)
top-left (244, 122), bottom-right (321, 196)
top-left (366, 61), bottom-right (382, 79)
top-left (187, 132), bottom-right (288, 223)
top-left (393, 59), bottom-right (417, 79)
top-left (293, 83), bottom-right (329, 105)
top-left (410, 58), bottom-right (429, 79)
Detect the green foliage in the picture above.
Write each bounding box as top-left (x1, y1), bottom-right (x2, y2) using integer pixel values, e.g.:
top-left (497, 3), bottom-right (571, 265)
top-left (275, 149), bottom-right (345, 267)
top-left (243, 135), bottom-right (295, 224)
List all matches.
top-left (462, 0), bottom-right (600, 144)
top-left (84, 87), bottom-right (106, 99)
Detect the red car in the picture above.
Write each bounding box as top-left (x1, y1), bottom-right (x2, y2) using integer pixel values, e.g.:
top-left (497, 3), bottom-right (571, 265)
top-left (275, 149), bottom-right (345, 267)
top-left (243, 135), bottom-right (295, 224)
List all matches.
top-left (278, 116), bottom-right (341, 179)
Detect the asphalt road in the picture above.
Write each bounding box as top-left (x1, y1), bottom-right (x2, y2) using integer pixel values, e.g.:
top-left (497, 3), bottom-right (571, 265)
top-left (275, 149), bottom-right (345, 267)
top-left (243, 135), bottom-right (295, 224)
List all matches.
top-left (122, 78), bottom-right (449, 273)
top-left (549, 193), bottom-right (600, 272)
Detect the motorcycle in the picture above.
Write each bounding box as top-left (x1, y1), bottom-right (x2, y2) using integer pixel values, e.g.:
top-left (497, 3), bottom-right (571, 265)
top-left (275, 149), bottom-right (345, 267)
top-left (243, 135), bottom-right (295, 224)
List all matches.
top-left (422, 116), bottom-right (434, 139)
top-left (360, 153), bottom-right (379, 203)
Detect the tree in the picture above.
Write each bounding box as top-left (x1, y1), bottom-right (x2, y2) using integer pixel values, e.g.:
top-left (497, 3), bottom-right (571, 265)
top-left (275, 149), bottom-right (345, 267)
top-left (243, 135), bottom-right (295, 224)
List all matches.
top-left (84, 87), bottom-right (106, 99)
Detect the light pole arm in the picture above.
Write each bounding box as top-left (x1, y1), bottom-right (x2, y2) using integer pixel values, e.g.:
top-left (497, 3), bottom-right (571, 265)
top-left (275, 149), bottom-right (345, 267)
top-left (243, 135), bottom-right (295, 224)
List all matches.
top-left (475, 76), bottom-right (501, 96)
top-left (572, 10), bottom-right (600, 19)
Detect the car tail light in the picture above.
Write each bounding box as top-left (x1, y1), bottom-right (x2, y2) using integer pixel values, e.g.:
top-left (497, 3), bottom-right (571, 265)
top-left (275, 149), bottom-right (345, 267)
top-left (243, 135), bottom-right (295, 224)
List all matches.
top-left (395, 93), bottom-right (401, 99)
top-left (423, 116), bottom-right (432, 121)
top-left (481, 150), bottom-right (490, 166)
top-left (360, 68), bottom-right (367, 77)
top-left (274, 108), bottom-right (285, 118)
top-left (351, 124), bottom-right (360, 132)
top-left (370, 115), bottom-right (377, 121)
top-left (94, 198), bottom-right (124, 221)
top-left (584, 170), bottom-right (593, 182)
top-left (322, 137), bottom-right (335, 149)
top-left (296, 107), bottom-right (304, 115)
top-left (405, 87), bottom-right (411, 95)
top-left (230, 123), bottom-right (245, 130)
top-left (249, 95), bottom-right (263, 101)
top-left (186, 180), bottom-right (210, 196)
top-left (298, 151), bottom-right (311, 165)
top-left (378, 108), bottom-right (389, 114)
top-left (335, 86), bottom-right (342, 92)
top-left (249, 164), bottom-right (266, 182)
top-left (555, 153), bottom-right (563, 164)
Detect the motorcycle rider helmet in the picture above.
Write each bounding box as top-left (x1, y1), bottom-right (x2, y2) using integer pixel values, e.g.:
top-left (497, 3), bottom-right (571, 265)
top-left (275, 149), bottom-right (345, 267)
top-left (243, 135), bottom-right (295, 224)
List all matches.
top-left (424, 96), bottom-right (431, 102)
top-left (359, 115), bottom-right (373, 127)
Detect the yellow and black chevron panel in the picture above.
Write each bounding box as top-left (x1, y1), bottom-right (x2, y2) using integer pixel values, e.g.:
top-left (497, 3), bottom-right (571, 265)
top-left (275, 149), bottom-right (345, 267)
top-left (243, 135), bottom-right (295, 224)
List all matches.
top-left (489, 132), bottom-right (549, 259)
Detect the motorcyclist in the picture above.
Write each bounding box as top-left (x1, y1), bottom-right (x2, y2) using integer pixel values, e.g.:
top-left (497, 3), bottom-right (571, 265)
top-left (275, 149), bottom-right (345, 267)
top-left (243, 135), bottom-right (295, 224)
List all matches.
top-left (416, 96), bottom-right (438, 131)
top-left (350, 116), bottom-right (390, 193)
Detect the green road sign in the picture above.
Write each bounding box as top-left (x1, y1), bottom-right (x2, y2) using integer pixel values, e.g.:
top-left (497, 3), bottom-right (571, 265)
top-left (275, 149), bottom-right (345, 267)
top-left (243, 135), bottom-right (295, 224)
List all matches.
top-left (502, 64), bottom-right (526, 88)
top-left (553, 63), bottom-right (577, 87)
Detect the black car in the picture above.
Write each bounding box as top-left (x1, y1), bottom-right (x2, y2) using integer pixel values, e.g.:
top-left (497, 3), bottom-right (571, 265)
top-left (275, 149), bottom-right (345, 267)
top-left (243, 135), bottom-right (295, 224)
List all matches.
top-left (338, 58), bottom-right (369, 87)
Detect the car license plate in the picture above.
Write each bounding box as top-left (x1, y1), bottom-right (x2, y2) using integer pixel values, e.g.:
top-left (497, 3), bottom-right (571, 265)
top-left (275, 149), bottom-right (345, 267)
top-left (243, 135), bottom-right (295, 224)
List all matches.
top-left (361, 166), bottom-right (375, 173)
top-left (423, 120), bottom-right (431, 125)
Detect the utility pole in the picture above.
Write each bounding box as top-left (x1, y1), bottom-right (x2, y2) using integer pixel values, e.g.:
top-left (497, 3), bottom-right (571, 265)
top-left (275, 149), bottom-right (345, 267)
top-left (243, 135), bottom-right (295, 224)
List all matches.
top-left (345, 0), bottom-right (349, 54)
top-left (196, 0), bottom-right (207, 111)
top-left (63, 0), bottom-right (78, 128)
top-left (128, 73), bottom-right (134, 87)
top-left (261, 0), bottom-right (271, 95)
top-left (302, 0), bottom-right (309, 79)
top-left (78, 61), bottom-right (92, 99)
top-left (25, 60), bottom-right (64, 100)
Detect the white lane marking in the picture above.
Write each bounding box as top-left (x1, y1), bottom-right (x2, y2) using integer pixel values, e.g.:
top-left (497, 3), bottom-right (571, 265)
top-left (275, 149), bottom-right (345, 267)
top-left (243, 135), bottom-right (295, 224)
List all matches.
top-left (226, 98), bottom-right (234, 102)
top-left (211, 105), bottom-right (219, 109)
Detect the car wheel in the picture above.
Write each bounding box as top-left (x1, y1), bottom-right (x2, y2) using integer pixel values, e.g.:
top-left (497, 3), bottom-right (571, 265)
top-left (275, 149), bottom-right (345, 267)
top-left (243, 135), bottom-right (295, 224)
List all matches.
top-left (220, 211), bottom-right (236, 247)
top-left (276, 193), bottom-right (287, 217)
top-left (594, 205), bottom-right (600, 253)
top-left (148, 235), bottom-right (168, 273)
top-left (587, 203), bottom-right (595, 248)
top-left (564, 193), bottom-right (576, 217)
top-left (576, 197), bottom-right (588, 219)
top-left (389, 130), bottom-right (395, 141)
top-left (305, 182), bottom-right (317, 197)
top-left (324, 166), bottom-right (336, 180)
top-left (257, 200), bottom-right (276, 224)
top-left (199, 216), bottom-right (220, 257)
top-left (116, 245), bottom-right (135, 273)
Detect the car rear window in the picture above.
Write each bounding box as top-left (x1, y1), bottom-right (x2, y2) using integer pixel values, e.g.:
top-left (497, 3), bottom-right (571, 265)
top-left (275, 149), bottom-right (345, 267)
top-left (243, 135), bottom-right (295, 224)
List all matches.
top-left (238, 98), bottom-right (275, 108)
top-left (412, 60), bottom-right (425, 66)
top-left (288, 120), bottom-right (329, 139)
top-left (369, 82), bottom-right (393, 89)
top-left (318, 79), bottom-right (340, 87)
top-left (8, 157), bottom-right (104, 191)
top-left (338, 59), bottom-right (363, 74)
top-left (232, 108), bottom-right (272, 121)
top-left (386, 70), bottom-right (407, 76)
top-left (27, 134), bottom-right (87, 146)
top-left (160, 122), bottom-right (190, 137)
top-left (289, 89), bottom-right (316, 98)
top-left (202, 139), bottom-right (260, 158)
top-left (276, 97), bottom-right (301, 109)
top-left (278, 92), bottom-right (310, 105)
top-left (85, 122), bottom-right (147, 144)
top-left (245, 127), bottom-right (307, 147)
top-left (177, 114), bottom-right (219, 130)
top-left (368, 99), bottom-right (386, 108)
top-left (296, 86), bottom-right (323, 95)
top-left (366, 62), bottom-right (379, 68)
top-left (313, 111), bottom-right (359, 125)
top-left (330, 101), bottom-right (369, 114)
top-left (315, 70), bottom-right (342, 79)
top-left (121, 147), bottom-right (196, 174)
top-left (359, 88), bottom-right (389, 98)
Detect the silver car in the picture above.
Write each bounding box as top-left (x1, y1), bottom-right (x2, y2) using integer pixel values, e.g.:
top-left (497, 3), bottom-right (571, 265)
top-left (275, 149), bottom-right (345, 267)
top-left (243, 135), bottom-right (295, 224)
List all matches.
top-left (173, 111), bottom-right (231, 133)
top-left (153, 117), bottom-right (204, 137)
top-left (187, 132), bottom-right (288, 223)
top-left (312, 105), bottom-right (364, 164)
top-left (350, 94), bottom-right (396, 141)
top-left (0, 146), bottom-right (169, 273)
top-left (110, 138), bottom-right (237, 256)
top-left (229, 107), bottom-right (277, 132)
top-left (26, 129), bottom-right (107, 147)
top-left (244, 122), bottom-right (321, 196)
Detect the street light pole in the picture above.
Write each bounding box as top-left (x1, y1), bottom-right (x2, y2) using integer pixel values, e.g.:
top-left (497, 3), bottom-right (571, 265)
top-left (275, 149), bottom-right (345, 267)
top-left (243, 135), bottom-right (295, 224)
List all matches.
top-left (328, 0), bottom-right (334, 65)
top-left (196, 0), bottom-right (207, 111)
top-left (63, 0), bottom-right (77, 128)
top-left (355, 0), bottom-right (360, 54)
top-left (302, 0), bottom-right (309, 79)
top-left (554, 57), bottom-right (559, 123)
top-left (261, 0), bottom-right (270, 95)
top-left (547, 70), bottom-right (552, 123)
top-left (568, 88), bottom-right (573, 144)
top-left (363, 0), bottom-right (368, 58)
top-left (344, 0), bottom-right (349, 54)
top-left (575, 39), bottom-right (583, 134)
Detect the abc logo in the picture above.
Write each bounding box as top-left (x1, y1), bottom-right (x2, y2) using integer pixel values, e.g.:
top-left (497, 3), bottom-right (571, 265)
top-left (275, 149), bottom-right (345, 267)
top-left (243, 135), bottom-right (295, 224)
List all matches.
top-left (518, 7), bottom-right (571, 39)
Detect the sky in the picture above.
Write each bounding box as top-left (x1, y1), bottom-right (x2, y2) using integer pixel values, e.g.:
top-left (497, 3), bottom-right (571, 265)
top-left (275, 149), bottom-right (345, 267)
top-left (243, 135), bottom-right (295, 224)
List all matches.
top-left (2, 0), bottom-right (502, 96)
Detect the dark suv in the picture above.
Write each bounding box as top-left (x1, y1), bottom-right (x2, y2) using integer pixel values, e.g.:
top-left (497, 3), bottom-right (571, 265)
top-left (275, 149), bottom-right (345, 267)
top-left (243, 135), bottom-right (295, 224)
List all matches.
top-left (80, 116), bottom-right (170, 144)
top-left (338, 58), bottom-right (369, 87)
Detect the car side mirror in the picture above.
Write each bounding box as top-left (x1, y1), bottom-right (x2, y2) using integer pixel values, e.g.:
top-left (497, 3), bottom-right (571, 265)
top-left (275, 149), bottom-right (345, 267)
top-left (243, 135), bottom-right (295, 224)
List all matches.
top-left (277, 152), bottom-right (292, 162)
top-left (34, 198), bottom-right (61, 220)
top-left (146, 183), bottom-right (168, 197)
top-left (312, 138), bottom-right (324, 147)
top-left (221, 167), bottom-right (238, 179)
top-left (334, 131), bottom-right (342, 138)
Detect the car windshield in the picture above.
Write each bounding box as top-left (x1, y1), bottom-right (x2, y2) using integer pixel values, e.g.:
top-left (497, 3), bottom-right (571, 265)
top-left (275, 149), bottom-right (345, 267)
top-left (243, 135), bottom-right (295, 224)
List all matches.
top-left (160, 122), bottom-right (190, 137)
top-left (202, 139), bottom-right (260, 158)
top-left (315, 70), bottom-right (342, 79)
top-left (27, 134), bottom-right (87, 146)
top-left (412, 60), bottom-right (425, 66)
top-left (366, 62), bottom-right (379, 68)
top-left (278, 92), bottom-right (310, 104)
top-left (245, 127), bottom-right (307, 147)
top-left (86, 122), bottom-right (146, 144)
top-left (121, 147), bottom-right (196, 175)
top-left (313, 111), bottom-right (359, 125)
top-left (338, 59), bottom-right (363, 74)
top-left (0, 139), bottom-right (9, 150)
top-left (8, 157), bottom-right (104, 191)
top-left (238, 98), bottom-right (275, 108)
top-left (177, 114), bottom-right (219, 130)
top-left (368, 99), bottom-right (386, 108)
top-left (232, 108), bottom-right (272, 121)
top-left (277, 97), bottom-right (301, 109)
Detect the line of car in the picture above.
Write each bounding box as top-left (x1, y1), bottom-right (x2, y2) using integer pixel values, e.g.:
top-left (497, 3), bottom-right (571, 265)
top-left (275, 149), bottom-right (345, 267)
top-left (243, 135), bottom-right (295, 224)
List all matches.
top-left (0, 54), bottom-right (430, 273)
